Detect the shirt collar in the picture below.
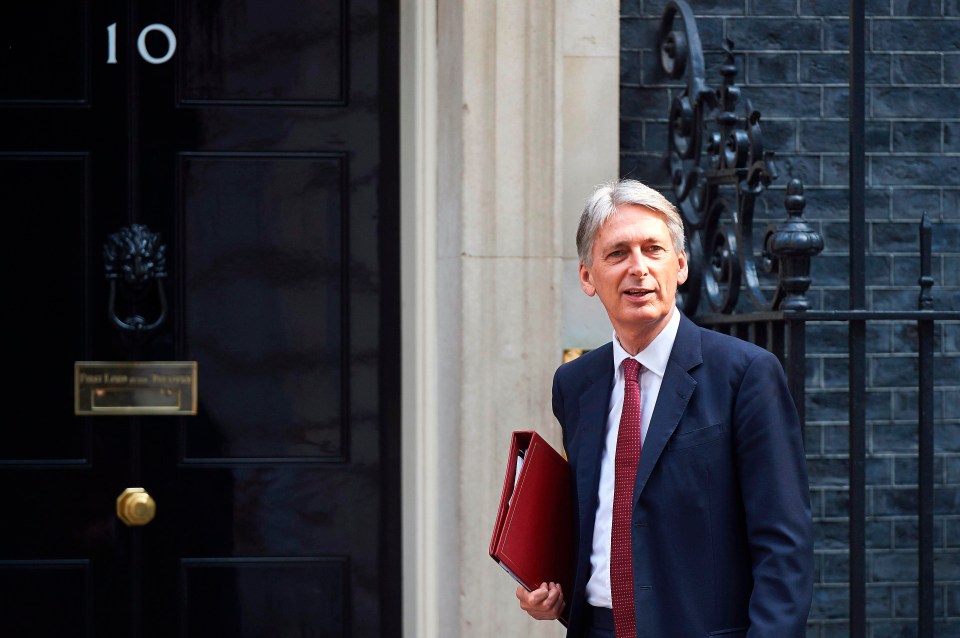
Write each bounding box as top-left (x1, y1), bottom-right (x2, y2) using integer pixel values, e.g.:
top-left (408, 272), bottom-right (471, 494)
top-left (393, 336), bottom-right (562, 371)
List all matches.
top-left (612, 308), bottom-right (681, 378)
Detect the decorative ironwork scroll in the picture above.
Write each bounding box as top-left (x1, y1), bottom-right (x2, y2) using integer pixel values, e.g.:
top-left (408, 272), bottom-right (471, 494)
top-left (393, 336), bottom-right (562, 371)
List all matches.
top-left (104, 223), bottom-right (168, 332)
top-left (658, 0), bottom-right (823, 316)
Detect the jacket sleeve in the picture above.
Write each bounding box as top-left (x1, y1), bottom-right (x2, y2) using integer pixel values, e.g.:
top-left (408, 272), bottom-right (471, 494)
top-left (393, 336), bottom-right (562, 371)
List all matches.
top-left (734, 350), bottom-right (814, 638)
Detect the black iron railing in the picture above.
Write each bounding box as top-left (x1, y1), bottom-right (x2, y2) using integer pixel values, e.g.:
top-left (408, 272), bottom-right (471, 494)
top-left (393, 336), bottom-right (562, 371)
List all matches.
top-left (656, 2), bottom-right (959, 637)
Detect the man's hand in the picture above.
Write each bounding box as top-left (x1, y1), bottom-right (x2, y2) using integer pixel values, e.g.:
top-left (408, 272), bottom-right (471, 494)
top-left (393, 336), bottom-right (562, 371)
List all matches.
top-left (516, 582), bottom-right (565, 620)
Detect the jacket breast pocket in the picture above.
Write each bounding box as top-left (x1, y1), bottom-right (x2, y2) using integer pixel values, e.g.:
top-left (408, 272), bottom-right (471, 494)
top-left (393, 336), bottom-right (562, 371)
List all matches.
top-left (707, 628), bottom-right (747, 637)
top-left (668, 422), bottom-right (724, 451)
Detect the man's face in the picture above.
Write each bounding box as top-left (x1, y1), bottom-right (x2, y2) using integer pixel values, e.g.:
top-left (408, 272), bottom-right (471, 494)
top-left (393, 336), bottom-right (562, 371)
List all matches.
top-left (579, 204), bottom-right (688, 352)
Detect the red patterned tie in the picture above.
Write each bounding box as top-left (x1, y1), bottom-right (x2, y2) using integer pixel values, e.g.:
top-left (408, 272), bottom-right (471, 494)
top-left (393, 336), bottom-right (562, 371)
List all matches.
top-left (612, 358), bottom-right (641, 637)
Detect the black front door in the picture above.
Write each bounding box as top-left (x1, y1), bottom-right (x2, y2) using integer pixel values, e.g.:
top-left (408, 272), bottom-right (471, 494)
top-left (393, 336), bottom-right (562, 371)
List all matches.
top-left (0, 1), bottom-right (400, 636)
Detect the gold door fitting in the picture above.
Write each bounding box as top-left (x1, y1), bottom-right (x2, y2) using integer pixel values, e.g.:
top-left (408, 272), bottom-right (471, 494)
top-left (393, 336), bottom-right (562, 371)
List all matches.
top-left (116, 487), bottom-right (156, 526)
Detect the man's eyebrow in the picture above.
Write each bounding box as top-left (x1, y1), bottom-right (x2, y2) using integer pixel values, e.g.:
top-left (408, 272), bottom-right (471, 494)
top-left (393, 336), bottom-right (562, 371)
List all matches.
top-left (599, 236), bottom-right (665, 251)
top-left (598, 240), bottom-right (629, 254)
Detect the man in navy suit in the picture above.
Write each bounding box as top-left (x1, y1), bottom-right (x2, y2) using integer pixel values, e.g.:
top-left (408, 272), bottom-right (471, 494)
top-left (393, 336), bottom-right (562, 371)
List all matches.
top-left (517, 179), bottom-right (813, 637)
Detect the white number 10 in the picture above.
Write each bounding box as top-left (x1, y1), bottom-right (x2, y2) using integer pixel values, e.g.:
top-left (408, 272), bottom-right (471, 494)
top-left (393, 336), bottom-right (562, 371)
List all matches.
top-left (107, 23), bottom-right (177, 65)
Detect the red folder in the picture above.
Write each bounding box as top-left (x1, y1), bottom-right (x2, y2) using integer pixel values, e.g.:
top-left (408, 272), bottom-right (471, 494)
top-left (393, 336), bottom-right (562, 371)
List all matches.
top-left (489, 430), bottom-right (574, 625)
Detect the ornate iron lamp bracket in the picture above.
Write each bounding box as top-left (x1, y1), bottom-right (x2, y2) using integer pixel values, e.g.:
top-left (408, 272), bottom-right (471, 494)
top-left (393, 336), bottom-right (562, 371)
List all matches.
top-left (104, 224), bottom-right (168, 333)
top-left (658, 0), bottom-right (823, 316)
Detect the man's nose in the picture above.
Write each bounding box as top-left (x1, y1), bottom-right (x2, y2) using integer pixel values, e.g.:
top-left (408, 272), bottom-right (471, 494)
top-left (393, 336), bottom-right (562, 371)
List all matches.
top-left (627, 250), bottom-right (648, 275)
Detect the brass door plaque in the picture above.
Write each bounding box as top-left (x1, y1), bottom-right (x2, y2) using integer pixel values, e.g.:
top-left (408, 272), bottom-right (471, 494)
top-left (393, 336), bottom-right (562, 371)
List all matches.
top-left (75, 362), bottom-right (197, 415)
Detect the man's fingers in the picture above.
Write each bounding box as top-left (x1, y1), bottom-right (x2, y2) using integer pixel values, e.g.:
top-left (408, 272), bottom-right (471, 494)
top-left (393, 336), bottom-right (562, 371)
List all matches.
top-left (515, 581), bottom-right (565, 621)
top-left (516, 583), bottom-right (548, 606)
top-left (515, 585), bottom-right (538, 604)
top-left (543, 584), bottom-right (559, 605)
top-left (544, 583), bottom-right (565, 610)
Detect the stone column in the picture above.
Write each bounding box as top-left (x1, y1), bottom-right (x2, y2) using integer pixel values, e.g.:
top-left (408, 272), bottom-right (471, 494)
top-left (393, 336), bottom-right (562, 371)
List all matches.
top-left (560, 1), bottom-right (622, 350)
top-left (401, 1), bottom-right (619, 636)
top-left (451, 1), bottom-right (565, 636)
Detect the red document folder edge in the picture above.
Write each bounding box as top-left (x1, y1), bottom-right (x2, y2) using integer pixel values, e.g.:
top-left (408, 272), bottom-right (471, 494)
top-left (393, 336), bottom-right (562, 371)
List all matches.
top-left (489, 430), bottom-right (574, 625)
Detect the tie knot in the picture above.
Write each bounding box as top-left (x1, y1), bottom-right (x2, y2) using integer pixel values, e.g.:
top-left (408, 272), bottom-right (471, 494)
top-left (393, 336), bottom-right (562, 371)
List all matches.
top-left (622, 358), bottom-right (640, 383)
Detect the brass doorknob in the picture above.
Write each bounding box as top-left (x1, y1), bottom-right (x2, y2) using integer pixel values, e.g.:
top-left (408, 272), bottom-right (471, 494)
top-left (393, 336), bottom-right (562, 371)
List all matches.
top-left (116, 487), bottom-right (156, 526)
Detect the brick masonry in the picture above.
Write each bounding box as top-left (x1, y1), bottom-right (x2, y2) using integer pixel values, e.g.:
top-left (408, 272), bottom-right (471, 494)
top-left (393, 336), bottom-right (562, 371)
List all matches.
top-left (620, 1), bottom-right (959, 636)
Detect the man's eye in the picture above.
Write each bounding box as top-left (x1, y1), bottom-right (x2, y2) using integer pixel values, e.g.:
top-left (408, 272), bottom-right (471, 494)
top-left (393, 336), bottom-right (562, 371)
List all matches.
top-left (608, 250), bottom-right (625, 258)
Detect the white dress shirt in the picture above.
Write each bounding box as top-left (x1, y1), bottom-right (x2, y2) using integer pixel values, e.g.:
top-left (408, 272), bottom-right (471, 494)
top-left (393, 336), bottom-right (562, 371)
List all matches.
top-left (584, 308), bottom-right (682, 608)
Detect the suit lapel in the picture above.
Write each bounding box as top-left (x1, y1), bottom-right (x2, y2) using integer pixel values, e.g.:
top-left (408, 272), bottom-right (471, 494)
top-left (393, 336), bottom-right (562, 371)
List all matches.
top-left (574, 346), bottom-right (614, 528)
top-left (633, 313), bottom-right (702, 504)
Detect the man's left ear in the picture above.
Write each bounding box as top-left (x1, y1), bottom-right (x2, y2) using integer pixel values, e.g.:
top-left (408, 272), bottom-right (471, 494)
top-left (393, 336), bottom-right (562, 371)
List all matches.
top-left (677, 250), bottom-right (689, 285)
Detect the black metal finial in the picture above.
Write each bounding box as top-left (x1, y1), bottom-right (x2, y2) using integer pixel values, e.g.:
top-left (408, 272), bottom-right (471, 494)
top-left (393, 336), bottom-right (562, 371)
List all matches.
top-left (918, 213), bottom-right (934, 310)
top-left (766, 180), bottom-right (824, 311)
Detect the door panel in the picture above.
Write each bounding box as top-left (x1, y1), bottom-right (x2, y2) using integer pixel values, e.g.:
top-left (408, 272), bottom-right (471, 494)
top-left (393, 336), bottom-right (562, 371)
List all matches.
top-left (178, 1), bottom-right (346, 105)
top-left (179, 153), bottom-right (347, 460)
top-left (1, 3), bottom-right (88, 103)
top-left (0, 0), bottom-right (399, 635)
top-left (180, 557), bottom-right (348, 635)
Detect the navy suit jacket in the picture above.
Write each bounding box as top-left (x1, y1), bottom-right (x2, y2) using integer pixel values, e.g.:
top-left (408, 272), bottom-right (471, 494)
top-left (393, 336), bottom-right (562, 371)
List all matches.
top-left (553, 313), bottom-right (813, 638)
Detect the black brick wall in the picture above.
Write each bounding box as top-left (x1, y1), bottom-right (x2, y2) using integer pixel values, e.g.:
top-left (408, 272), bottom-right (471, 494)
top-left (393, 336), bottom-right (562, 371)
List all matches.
top-left (621, 1), bottom-right (959, 636)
